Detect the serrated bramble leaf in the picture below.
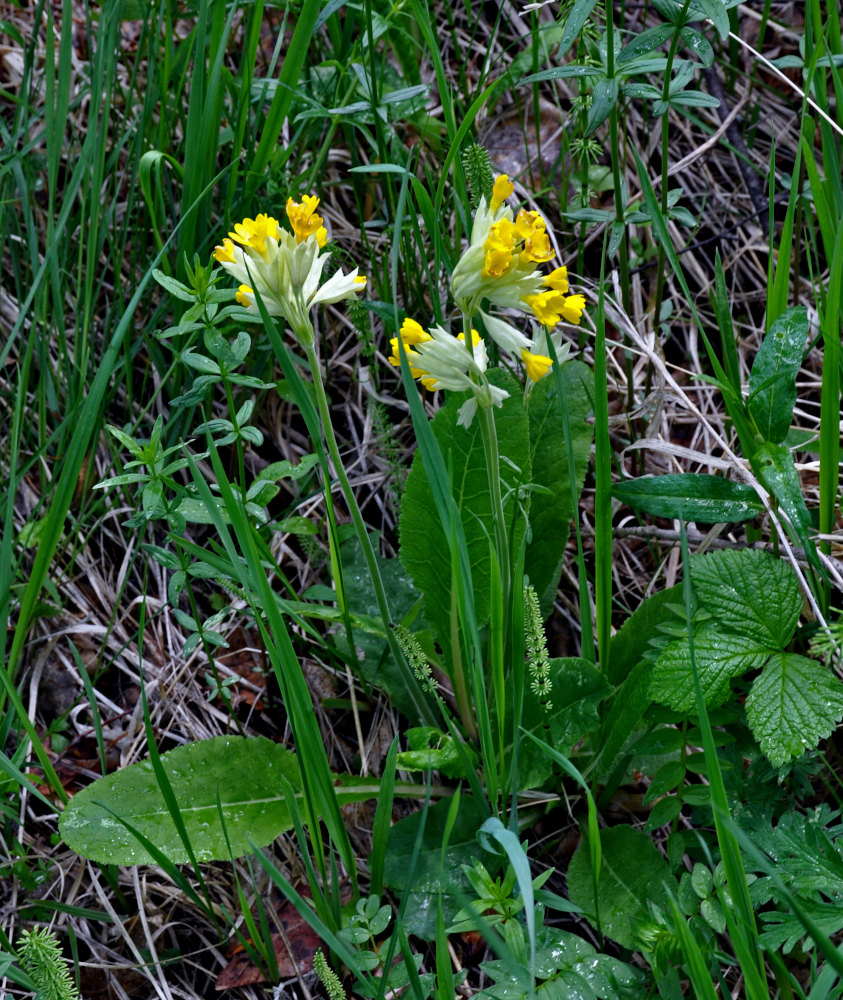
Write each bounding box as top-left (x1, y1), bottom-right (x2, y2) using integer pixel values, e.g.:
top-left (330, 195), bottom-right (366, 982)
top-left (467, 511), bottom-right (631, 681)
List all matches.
top-left (650, 623), bottom-right (771, 713)
top-left (690, 548), bottom-right (802, 648)
top-left (746, 653), bottom-right (843, 767)
top-left (613, 474), bottom-right (763, 523)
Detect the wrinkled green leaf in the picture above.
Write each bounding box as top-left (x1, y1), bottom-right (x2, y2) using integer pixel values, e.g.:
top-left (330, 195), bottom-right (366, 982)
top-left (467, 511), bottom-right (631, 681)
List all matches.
top-left (690, 548), bottom-right (802, 648)
top-left (59, 736), bottom-right (302, 865)
top-left (60, 737), bottom-right (383, 866)
top-left (338, 533), bottom-right (426, 720)
top-left (746, 653), bottom-right (843, 767)
top-left (381, 796), bottom-right (488, 940)
top-left (518, 658), bottom-right (610, 789)
top-left (650, 623), bottom-right (771, 712)
top-left (399, 374), bottom-right (529, 663)
top-left (526, 361), bottom-right (594, 601)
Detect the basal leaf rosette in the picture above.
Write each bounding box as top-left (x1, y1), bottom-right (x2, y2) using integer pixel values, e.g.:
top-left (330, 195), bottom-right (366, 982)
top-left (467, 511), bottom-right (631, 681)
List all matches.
top-left (213, 197), bottom-right (366, 346)
top-left (450, 173), bottom-right (586, 384)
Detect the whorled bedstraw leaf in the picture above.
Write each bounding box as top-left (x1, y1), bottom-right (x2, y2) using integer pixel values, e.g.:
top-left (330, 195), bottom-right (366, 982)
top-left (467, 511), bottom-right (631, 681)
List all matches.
top-left (650, 622), bottom-right (771, 713)
top-left (689, 548), bottom-right (802, 648)
top-left (745, 653), bottom-right (843, 767)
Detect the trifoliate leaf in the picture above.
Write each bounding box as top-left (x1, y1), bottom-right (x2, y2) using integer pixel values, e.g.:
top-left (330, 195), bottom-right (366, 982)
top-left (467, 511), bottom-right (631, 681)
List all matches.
top-left (746, 653), bottom-right (843, 766)
top-left (650, 623), bottom-right (771, 712)
top-left (690, 548), bottom-right (802, 648)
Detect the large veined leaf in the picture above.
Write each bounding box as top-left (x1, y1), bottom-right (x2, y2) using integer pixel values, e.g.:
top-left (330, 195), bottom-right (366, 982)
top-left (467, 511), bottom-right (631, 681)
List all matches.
top-left (479, 925), bottom-right (643, 999)
top-left (59, 736), bottom-right (378, 865)
top-left (337, 533), bottom-right (426, 720)
top-left (690, 548), bottom-right (802, 649)
top-left (567, 825), bottom-right (675, 950)
top-left (525, 361), bottom-right (594, 602)
top-left (748, 306), bottom-right (808, 444)
top-left (650, 623), bottom-right (771, 713)
top-left (399, 372), bottom-right (529, 664)
top-left (517, 658), bottom-right (610, 789)
top-left (613, 474), bottom-right (763, 523)
top-left (746, 653), bottom-right (843, 767)
top-left (381, 796), bottom-right (488, 940)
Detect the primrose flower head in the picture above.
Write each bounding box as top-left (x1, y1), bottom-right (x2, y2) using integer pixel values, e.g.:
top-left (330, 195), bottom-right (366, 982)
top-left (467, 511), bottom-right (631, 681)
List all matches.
top-left (213, 197), bottom-right (366, 346)
top-left (450, 176), bottom-right (587, 369)
top-left (451, 174), bottom-right (553, 318)
top-left (389, 318), bottom-right (509, 428)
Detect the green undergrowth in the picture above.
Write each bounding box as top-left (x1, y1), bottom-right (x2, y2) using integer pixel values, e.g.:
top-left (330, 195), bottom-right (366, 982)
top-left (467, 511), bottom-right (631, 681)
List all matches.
top-left (1, 0), bottom-right (842, 997)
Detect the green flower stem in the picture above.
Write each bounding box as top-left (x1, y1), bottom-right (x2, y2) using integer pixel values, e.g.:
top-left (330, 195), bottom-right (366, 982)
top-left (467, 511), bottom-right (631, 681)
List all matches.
top-left (303, 342), bottom-right (437, 727)
top-left (461, 312), bottom-right (511, 606)
top-left (477, 404), bottom-right (511, 601)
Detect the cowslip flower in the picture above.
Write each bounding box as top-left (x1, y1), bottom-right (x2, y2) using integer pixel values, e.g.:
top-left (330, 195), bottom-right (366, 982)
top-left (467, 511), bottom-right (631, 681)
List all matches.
top-left (450, 175), bottom-right (587, 370)
top-left (389, 318), bottom-right (509, 428)
top-left (213, 197), bottom-right (366, 346)
top-left (450, 175), bottom-right (551, 317)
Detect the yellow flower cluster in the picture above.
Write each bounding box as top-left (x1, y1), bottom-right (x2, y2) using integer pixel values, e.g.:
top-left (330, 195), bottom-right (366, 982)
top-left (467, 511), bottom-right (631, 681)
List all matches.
top-left (449, 173), bottom-right (586, 387)
top-left (389, 318), bottom-right (508, 427)
top-left (524, 266), bottom-right (587, 328)
top-left (482, 210), bottom-right (555, 279)
top-left (212, 197), bottom-right (365, 346)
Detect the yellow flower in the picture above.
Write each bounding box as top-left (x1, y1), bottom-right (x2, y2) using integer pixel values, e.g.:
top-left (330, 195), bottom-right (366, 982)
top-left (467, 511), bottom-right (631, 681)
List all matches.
top-left (213, 200), bottom-right (365, 346)
top-left (227, 213), bottom-right (281, 256)
top-left (389, 318), bottom-right (509, 426)
top-left (285, 196), bottom-right (328, 247)
top-left (489, 174), bottom-right (514, 213)
top-left (452, 177), bottom-right (554, 317)
top-left (521, 349), bottom-right (553, 382)
top-left (523, 289), bottom-right (586, 328)
top-left (545, 266), bottom-right (570, 294)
